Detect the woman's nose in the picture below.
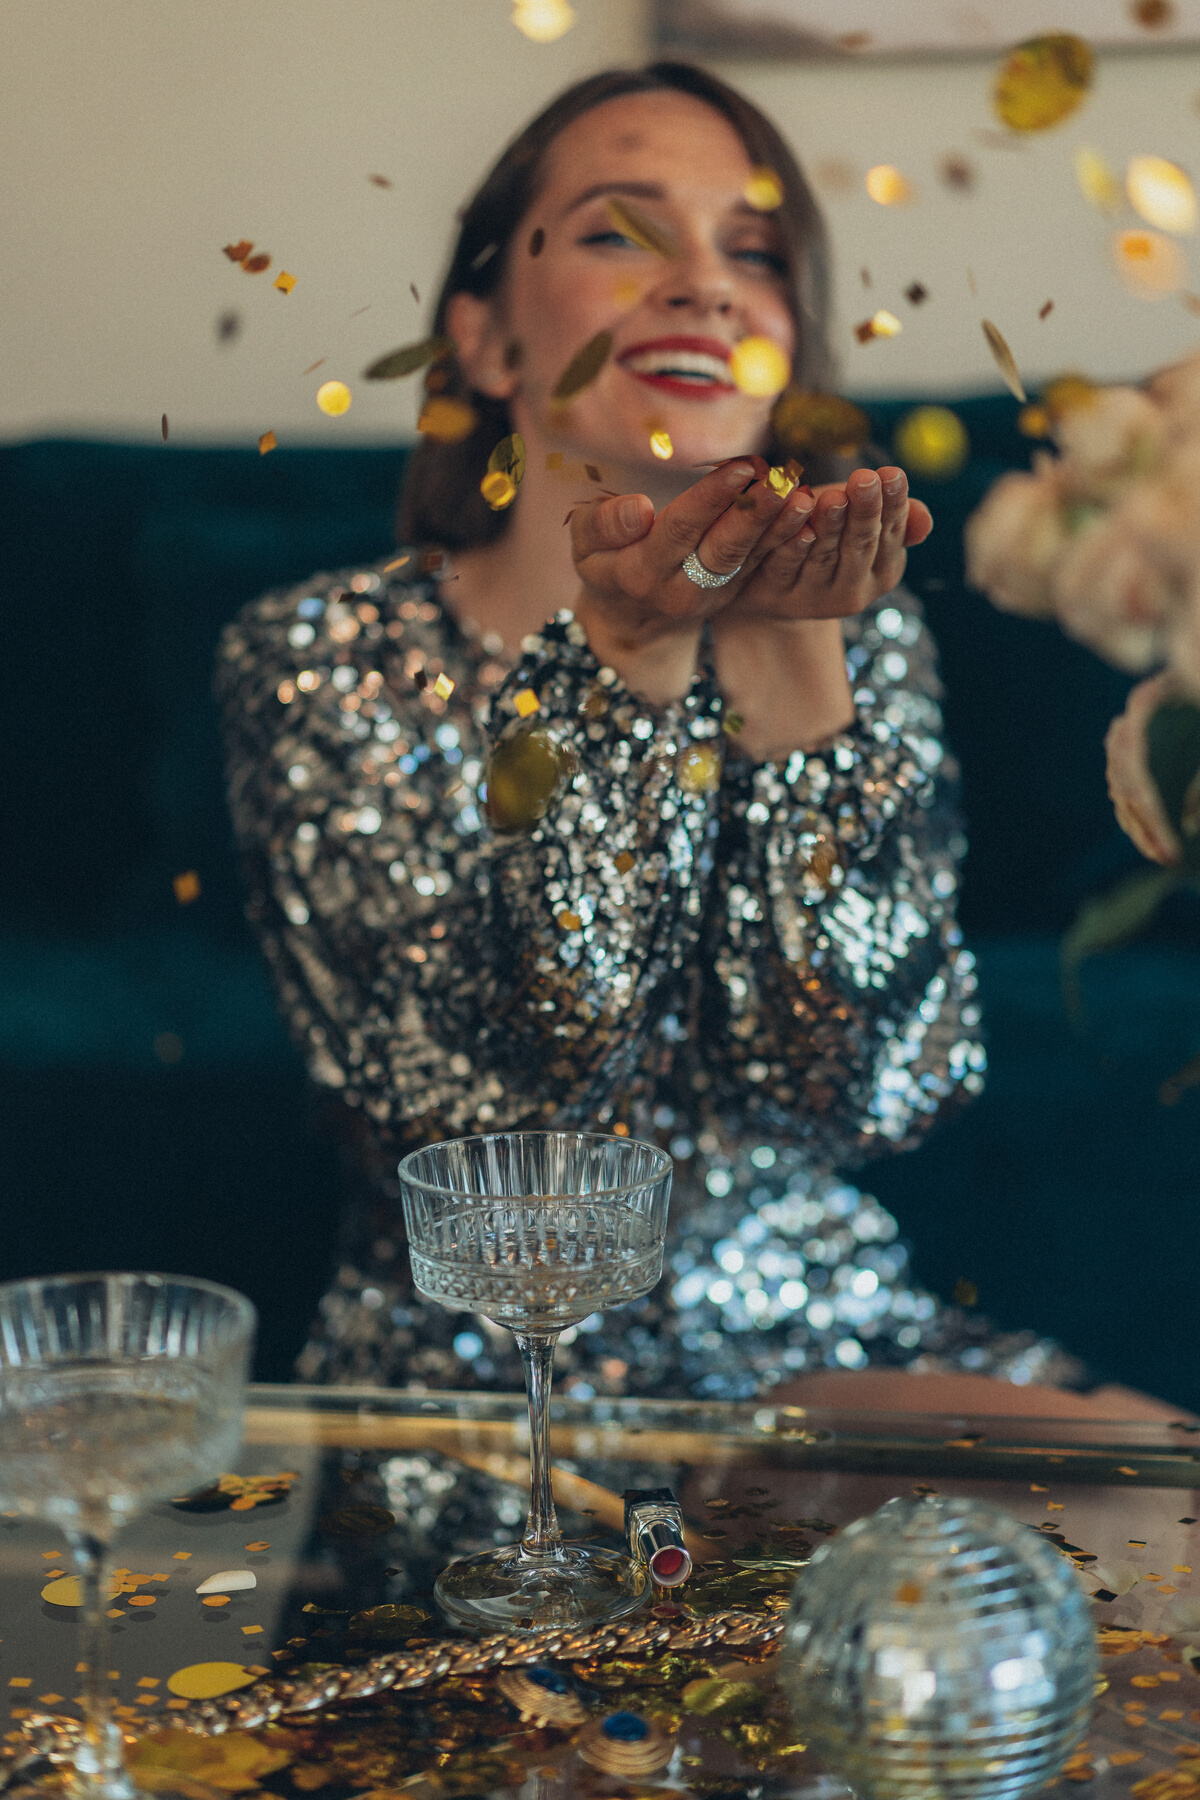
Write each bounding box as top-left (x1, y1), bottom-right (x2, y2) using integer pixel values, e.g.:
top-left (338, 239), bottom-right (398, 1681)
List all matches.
top-left (652, 242), bottom-right (735, 316)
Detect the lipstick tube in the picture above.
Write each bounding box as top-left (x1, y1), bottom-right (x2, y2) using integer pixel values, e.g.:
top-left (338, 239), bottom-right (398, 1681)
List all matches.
top-left (624, 1486), bottom-right (693, 1588)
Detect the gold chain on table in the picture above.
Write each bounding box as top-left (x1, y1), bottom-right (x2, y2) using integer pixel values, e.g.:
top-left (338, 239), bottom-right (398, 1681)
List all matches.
top-left (0, 1610), bottom-right (784, 1778)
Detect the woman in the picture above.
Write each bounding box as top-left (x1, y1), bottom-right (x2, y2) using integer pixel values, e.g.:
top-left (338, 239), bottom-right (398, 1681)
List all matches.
top-left (218, 62), bottom-right (1087, 1410)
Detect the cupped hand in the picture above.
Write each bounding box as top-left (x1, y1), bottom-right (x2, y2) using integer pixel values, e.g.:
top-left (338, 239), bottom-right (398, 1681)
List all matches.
top-left (1105, 671), bottom-right (1182, 865)
top-left (716, 465), bottom-right (932, 625)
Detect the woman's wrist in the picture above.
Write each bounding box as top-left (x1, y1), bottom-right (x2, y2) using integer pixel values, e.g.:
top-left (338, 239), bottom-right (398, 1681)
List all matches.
top-left (574, 592), bottom-right (703, 707)
top-left (712, 615), bottom-right (854, 762)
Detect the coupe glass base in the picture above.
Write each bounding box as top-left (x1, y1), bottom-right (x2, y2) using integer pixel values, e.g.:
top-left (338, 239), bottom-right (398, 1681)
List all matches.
top-left (434, 1543), bottom-right (649, 1633)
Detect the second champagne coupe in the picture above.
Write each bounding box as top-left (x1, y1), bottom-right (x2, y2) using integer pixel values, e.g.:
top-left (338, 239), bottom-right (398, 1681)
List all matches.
top-left (399, 1130), bottom-right (672, 1632)
top-left (0, 1273), bottom-right (256, 1800)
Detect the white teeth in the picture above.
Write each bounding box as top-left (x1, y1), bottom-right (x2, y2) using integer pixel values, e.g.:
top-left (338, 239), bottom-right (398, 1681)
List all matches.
top-left (622, 349), bottom-right (730, 382)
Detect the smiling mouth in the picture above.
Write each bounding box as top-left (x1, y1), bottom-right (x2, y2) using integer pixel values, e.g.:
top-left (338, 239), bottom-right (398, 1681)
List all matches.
top-left (618, 342), bottom-right (736, 397)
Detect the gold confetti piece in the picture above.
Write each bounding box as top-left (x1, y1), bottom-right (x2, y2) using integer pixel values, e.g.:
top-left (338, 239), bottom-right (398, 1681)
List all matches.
top-left (557, 911), bottom-right (582, 931)
top-left (649, 427), bottom-right (674, 459)
top-left (433, 673), bottom-right (455, 699)
top-left (511, 0), bottom-right (576, 42)
top-left (1112, 227), bottom-right (1188, 296)
top-left (481, 470), bottom-right (517, 509)
top-left (1047, 1500), bottom-right (1065, 1510)
top-left (677, 744), bottom-right (722, 795)
top-left (137, 1679), bottom-right (160, 1689)
top-left (258, 431), bottom-right (277, 456)
top-left (127, 1596), bottom-right (156, 1607)
top-left (941, 154), bottom-right (975, 191)
top-left (316, 380), bottom-right (352, 416)
top-left (1018, 403), bottom-right (1051, 437)
top-left (1127, 155), bottom-right (1198, 235)
top-left (1176, 1565), bottom-right (1192, 1573)
top-left (1039, 299), bottom-right (1055, 318)
top-left (766, 463), bottom-right (797, 497)
top-left (363, 336), bottom-right (453, 381)
top-left (895, 406), bottom-right (969, 479)
top-left (606, 196), bottom-right (678, 258)
top-left (417, 396), bottom-right (476, 443)
top-left (730, 335), bottom-right (791, 398)
top-left (545, 451), bottom-right (563, 471)
top-left (895, 1581), bottom-right (923, 1604)
top-left (865, 164), bottom-right (914, 206)
top-left (744, 166), bottom-right (784, 211)
top-left (172, 1552), bottom-right (192, 1560)
top-left (242, 252), bottom-right (271, 274)
top-left (8, 1679), bottom-right (30, 1689)
top-left (273, 270), bottom-right (296, 293)
top-left (1118, 1466), bottom-right (1140, 1476)
top-left (241, 1625), bottom-right (263, 1635)
top-left (302, 360), bottom-right (326, 377)
top-left (223, 240), bottom-right (253, 263)
top-left (202, 1596), bottom-right (230, 1608)
top-left (37, 1695), bottom-right (62, 1706)
top-left (1076, 146), bottom-right (1123, 214)
top-left (870, 308), bottom-right (902, 338)
top-left (1113, 1753), bottom-right (1145, 1766)
top-left (166, 1663), bottom-right (259, 1701)
top-left (585, 462), bottom-right (603, 483)
top-left (1031, 1484), bottom-right (1047, 1491)
top-left (1133, 1675), bottom-right (1162, 1687)
top-left (486, 729), bottom-right (568, 830)
top-left (993, 35), bottom-right (1094, 134)
top-left (981, 319), bottom-right (1027, 401)
top-left (173, 871), bottom-right (201, 905)
top-left (772, 389), bottom-right (870, 455)
top-left (161, 414), bottom-right (168, 443)
top-left (614, 851), bottom-right (635, 874)
top-left (368, 173), bottom-right (392, 188)
top-left (106, 1609), bottom-right (125, 1619)
top-left (513, 689), bottom-right (540, 718)
top-left (244, 1542), bottom-right (270, 1553)
top-left (552, 329), bottom-right (612, 401)
top-left (488, 431), bottom-right (526, 485)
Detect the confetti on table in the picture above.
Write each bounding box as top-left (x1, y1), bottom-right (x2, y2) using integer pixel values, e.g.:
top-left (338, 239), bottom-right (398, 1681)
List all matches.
top-left (1112, 1752), bottom-right (1144, 1766)
top-left (167, 1663), bottom-right (259, 1700)
top-left (552, 330), bottom-right (612, 402)
top-left (511, 0), bottom-right (576, 42)
top-left (418, 397), bottom-right (476, 442)
top-left (37, 1694), bottom-right (62, 1706)
top-left (172, 1552), bottom-right (192, 1560)
top-left (363, 336), bottom-right (453, 381)
top-left (173, 870), bottom-right (201, 905)
top-left (1127, 155), bottom-right (1197, 235)
top-left (992, 34), bottom-right (1093, 133)
top-left (106, 1609), bottom-right (125, 1619)
top-left (241, 1625), bottom-right (263, 1635)
top-left (137, 1678), bottom-right (160, 1689)
top-left (8, 1679), bottom-right (30, 1689)
top-left (1118, 1467), bottom-right (1141, 1477)
top-left (865, 164), bottom-right (913, 206)
top-left (244, 1542), bottom-right (270, 1553)
top-left (744, 167), bottom-right (784, 211)
top-left (981, 319), bottom-right (1027, 401)
top-left (274, 271), bottom-right (296, 294)
top-left (607, 196), bottom-right (678, 258)
top-left (128, 1596), bottom-right (156, 1607)
top-left (1047, 1501), bottom-right (1065, 1510)
top-left (730, 335), bottom-right (790, 396)
top-left (649, 428), bottom-right (674, 460)
top-left (201, 1596), bottom-right (230, 1608)
top-left (258, 431), bottom-right (277, 456)
top-left (316, 381), bottom-right (352, 416)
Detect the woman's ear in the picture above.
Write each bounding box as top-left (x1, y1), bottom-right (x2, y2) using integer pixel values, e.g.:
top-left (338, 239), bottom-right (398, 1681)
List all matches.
top-left (446, 292), bottom-right (519, 401)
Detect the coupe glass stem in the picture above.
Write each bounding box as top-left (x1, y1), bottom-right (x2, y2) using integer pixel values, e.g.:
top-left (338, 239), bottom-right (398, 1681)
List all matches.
top-left (514, 1331), bottom-right (561, 1555)
top-left (66, 1528), bottom-right (134, 1800)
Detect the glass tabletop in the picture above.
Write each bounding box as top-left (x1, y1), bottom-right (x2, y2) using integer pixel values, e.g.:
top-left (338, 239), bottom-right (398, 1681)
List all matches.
top-left (3, 1383), bottom-right (1199, 1799)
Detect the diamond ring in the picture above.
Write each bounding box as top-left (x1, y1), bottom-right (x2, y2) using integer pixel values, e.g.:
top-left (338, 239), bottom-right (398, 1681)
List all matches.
top-left (681, 549), bottom-right (742, 589)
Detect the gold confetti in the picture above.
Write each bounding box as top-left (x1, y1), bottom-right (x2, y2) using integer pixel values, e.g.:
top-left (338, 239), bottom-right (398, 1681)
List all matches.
top-left (241, 1625), bottom-right (263, 1635)
top-left (744, 167), bottom-right (784, 210)
top-left (649, 427), bottom-right (674, 459)
top-left (488, 431), bottom-right (526, 486)
top-left (895, 1581), bottom-right (923, 1604)
top-left (1127, 156), bottom-right (1197, 235)
top-left (993, 35), bottom-right (1094, 134)
top-left (612, 277), bottom-right (642, 307)
top-left (258, 430), bottom-right (277, 455)
top-left (244, 1542), bottom-right (270, 1553)
top-left (865, 165), bottom-right (914, 206)
top-left (677, 744), bottom-right (722, 794)
top-left (433, 673), bottom-right (455, 699)
top-left (1039, 299), bottom-right (1055, 318)
top-left (545, 451), bottom-right (563, 471)
top-left (606, 196), bottom-right (677, 258)
top-left (316, 380), bottom-right (352, 416)
top-left (1018, 403), bottom-right (1051, 437)
top-left (894, 406), bottom-right (968, 480)
top-left (223, 240), bottom-right (254, 263)
top-left (730, 335), bottom-right (791, 398)
top-left (368, 173), bottom-right (392, 188)
top-left (202, 1596), bottom-right (230, 1608)
top-left (766, 463), bottom-right (797, 497)
top-left (940, 154), bottom-right (975, 191)
top-left (870, 308), bottom-right (902, 338)
top-left (1113, 1753), bottom-right (1145, 1766)
top-left (7, 1679), bottom-right (30, 1690)
top-left (981, 319), bottom-right (1027, 401)
top-left (273, 270), bottom-right (296, 293)
top-left (127, 1596), bottom-right (156, 1607)
top-left (1076, 146), bottom-right (1123, 214)
top-left (513, 689), bottom-right (540, 718)
top-left (486, 729), bottom-right (567, 830)
top-left (772, 389), bottom-right (870, 455)
top-left (511, 0), bottom-right (576, 43)
top-left (172, 1552), bottom-right (192, 1560)
top-left (173, 871), bottom-right (201, 906)
top-left (363, 336), bottom-right (453, 381)
top-left (417, 396), bottom-right (476, 441)
top-left (1112, 228), bottom-right (1187, 296)
top-left (552, 329), bottom-right (612, 401)
top-left (481, 470), bottom-right (517, 509)
top-left (161, 414), bottom-right (168, 442)
top-left (166, 1663), bottom-right (259, 1701)
top-left (614, 851), bottom-right (635, 874)
top-left (1118, 1466), bottom-right (1140, 1476)
top-left (557, 911), bottom-right (583, 931)
top-left (242, 253), bottom-right (271, 274)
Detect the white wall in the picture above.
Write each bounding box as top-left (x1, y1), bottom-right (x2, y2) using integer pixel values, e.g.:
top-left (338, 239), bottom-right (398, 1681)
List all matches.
top-left (2, 1), bottom-right (1198, 443)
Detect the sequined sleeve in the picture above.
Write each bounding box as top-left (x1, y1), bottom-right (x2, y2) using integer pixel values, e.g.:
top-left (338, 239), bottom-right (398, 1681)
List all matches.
top-left (703, 591), bottom-right (984, 1164)
top-left (216, 577), bottom-right (724, 1147)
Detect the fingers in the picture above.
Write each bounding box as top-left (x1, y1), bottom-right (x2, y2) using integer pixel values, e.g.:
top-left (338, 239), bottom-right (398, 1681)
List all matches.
top-left (569, 491), bottom-right (654, 561)
top-left (1105, 678), bottom-right (1181, 864)
top-left (646, 458), bottom-right (768, 580)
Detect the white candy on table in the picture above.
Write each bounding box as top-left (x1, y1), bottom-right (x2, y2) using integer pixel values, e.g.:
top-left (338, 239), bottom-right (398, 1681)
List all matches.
top-left (195, 1569), bottom-right (257, 1595)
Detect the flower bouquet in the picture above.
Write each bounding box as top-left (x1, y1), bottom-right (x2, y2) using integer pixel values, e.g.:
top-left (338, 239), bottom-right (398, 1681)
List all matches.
top-left (966, 350), bottom-right (1200, 1025)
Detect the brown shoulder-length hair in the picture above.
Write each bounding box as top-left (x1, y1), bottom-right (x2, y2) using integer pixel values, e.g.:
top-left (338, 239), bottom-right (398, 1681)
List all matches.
top-left (398, 61), bottom-right (837, 551)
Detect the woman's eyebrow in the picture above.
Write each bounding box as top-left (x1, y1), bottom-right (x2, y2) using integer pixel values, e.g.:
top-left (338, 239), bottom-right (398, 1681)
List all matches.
top-left (562, 179), bottom-right (666, 217)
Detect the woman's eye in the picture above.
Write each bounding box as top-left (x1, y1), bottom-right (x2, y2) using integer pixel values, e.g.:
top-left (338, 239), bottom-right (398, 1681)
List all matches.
top-left (578, 229), bottom-right (638, 249)
top-left (732, 247), bottom-right (788, 274)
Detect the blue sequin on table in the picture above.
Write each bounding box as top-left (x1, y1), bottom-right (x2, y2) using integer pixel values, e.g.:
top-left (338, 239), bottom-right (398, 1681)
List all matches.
top-left (602, 1712), bottom-right (650, 1742)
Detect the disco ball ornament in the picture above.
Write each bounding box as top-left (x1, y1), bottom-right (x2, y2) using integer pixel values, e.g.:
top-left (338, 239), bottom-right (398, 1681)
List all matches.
top-left (780, 1494), bottom-right (1096, 1800)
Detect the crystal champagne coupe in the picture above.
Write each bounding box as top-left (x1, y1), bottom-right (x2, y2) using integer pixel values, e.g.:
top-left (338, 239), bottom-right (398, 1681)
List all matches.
top-left (0, 1274), bottom-right (256, 1799)
top-left (399, 1131), bottom-right (672, 1632)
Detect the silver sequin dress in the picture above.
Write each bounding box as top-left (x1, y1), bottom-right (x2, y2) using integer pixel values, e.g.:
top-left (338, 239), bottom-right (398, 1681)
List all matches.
top-left (217, 555), bottom-right (1080, 1400)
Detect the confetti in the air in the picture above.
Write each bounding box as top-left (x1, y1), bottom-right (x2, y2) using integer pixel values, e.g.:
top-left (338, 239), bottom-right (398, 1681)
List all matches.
top-left (865, 164), bottom-right (914, 206)
top-left (511, 0), bottom-right (576, 42)
top-left (434, 673), bottom-right (455, 700)
top-left (649, 427), bottom-right (674, 459)
top-left (173, 871), bottom-right (201, 906)
top-left (1126, 155), bottom-right (1197, 235)
top-left (584, 463), bottom-right (602, 483)
top-left (513, 690), bottom-right (541, 719)
top-left (766, 461), bottom-right (802, 497)
top-left (161, 414), bottom-right (169, 442)
top-left (743, 167), bottom-right (784, 211)
top-left (1131, 0), bottom-right (1175, 25)
top-left (216, 311), bottom-right (241, 344)
top-left (273, 271), bottom-right (296, 294)
top-left (606, 196), bottom-right (678, 258)
top-left (363, 337), bottom-right (453, 381)
top-left (258, 431), bottom-right (277, 455)
top-left (417, 396), bottom-right (477, 441)
top-left (410, 283), bottom-right (420, 303)
top-left (1112, 227), bottom-right (1188, 296)
top-left (730, 335), bottom-right (791, 397)
top-left (242, 253), bottom-right (271, 274)
top-left (940, 155), bottom-right (976, 191)
top-left (905, 282), bottom-right (929, 305)
top-left (771, 390), bottom-right (870, 456)
top-left (368, 174), bottom-right (393, 188)
top-left (992, 35), bottom-right (1094, 134)
top-left (545, 452), bottom-right (563, 471)
top-left (894, 405), bottom-right (969, 479)
top-left (1075, 146), bottom-right (1123, 214)
top-left (552, 330), bottom-right (613, 401)
top-left (855, 310), bottom-right (902, 342)
top-left (223, 240), bottom-right (254, 263)
top-left (316, 381), bottom-right (352, 416)
top-left (981, 319), bottom-right (1027, 401)
top-left (481, 431), bottom-right (525, 509)
top-left (1039, 299), bottom-right (1055, 319)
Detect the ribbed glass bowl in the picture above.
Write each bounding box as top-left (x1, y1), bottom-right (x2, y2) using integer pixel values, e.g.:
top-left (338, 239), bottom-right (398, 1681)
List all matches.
top-left (779, 1494), bottom-right (1097, 1800)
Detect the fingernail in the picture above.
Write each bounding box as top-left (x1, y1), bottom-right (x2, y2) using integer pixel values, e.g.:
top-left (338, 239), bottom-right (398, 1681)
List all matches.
top-left (825, 501), bottom-right (847, 522)
top-left (882, 472), bottom-right (906, 496)
top-left (799, 525), bottom-right (817, 543)
top-left (723, 461), bottom-right (757, 487)
top-left (854, 473), bottom-right (881, 497)
top-left (619, 496), bottom-right (643, 531)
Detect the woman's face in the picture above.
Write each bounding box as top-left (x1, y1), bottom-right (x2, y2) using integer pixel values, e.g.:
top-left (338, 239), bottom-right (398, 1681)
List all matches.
top-left (486, 92), bottom-right (797, 483)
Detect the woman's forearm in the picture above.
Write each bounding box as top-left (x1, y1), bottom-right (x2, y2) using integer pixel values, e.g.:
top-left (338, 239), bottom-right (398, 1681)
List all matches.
top-left (711, 616), bottom-right (854, 762)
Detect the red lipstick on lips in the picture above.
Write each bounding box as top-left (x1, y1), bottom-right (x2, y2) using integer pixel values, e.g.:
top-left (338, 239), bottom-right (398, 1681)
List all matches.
top-left (617, 335), bottom-right (736, 400)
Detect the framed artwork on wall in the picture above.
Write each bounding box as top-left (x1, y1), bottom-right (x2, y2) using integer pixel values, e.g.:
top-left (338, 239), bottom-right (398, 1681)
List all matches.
top-left (655, 0), bottom-right (1200, 59)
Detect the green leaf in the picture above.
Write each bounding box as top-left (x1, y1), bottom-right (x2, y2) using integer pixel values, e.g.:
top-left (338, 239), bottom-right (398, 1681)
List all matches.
top-left (362, 335), bottom-right (453, 380)
top-left (1147, 700), bottom-right (1200, 870)
top-left (1062, 865), bottom-right (1181, 1022)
